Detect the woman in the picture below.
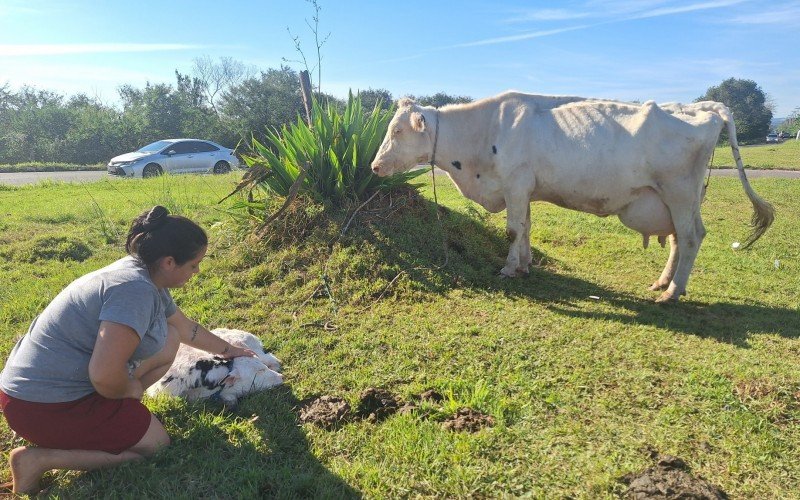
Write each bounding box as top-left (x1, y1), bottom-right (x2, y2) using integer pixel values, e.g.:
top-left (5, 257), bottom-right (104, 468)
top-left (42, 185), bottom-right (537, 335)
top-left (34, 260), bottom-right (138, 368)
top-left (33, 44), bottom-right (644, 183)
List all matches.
top-left (0, 205), bottom-right (254, 494)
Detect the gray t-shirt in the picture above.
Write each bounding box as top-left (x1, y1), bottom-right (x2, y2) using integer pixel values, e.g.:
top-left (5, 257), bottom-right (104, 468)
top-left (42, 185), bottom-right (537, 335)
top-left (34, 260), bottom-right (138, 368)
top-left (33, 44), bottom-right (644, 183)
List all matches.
top-left (0, 256), bottom-right (177, 403)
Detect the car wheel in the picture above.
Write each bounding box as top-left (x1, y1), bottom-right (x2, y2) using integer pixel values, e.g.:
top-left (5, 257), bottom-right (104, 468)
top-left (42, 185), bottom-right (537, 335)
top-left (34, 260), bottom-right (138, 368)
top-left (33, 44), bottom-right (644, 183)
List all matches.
top-left (213, 161), bottom-right (231, 174)
top-left (142, 163), bottom-right (163, 178)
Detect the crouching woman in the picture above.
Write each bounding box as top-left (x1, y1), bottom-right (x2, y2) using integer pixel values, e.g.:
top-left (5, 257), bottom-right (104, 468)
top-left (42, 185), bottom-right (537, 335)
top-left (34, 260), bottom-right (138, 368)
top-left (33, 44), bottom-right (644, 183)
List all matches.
top-left (0, 206), bottom-right (254, 494)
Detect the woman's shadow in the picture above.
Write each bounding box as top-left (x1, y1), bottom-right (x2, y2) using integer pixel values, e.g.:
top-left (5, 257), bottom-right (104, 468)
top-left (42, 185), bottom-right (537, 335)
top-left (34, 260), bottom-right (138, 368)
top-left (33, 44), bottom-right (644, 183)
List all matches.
top-left (48, 386), bottom-right (360, 498)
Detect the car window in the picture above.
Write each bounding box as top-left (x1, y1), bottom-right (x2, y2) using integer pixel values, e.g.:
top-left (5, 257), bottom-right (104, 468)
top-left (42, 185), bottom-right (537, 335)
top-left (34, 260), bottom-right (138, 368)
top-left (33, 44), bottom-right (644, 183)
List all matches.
top-left (193, 141), bottom-right (219, 153)
top-left (165, 141), bottom-right (192, 154)
top-left (139, 140), bottom-right (172, 153)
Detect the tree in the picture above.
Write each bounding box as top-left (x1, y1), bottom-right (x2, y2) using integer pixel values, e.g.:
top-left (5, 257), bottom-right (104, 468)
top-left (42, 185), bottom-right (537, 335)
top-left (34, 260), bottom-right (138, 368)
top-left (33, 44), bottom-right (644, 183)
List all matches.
top-left (219, 66), bottom-right (305, 143)
top-left (696, 78), bottom-right (772, 143)
top-left (409, 92), bottom-right (473, 108)
top-left (778, 107), bottom-right (799, 137)
top-left (192, 56), bottom-right (253, 115)
top-left (357, 88), bottom-right (393, 112)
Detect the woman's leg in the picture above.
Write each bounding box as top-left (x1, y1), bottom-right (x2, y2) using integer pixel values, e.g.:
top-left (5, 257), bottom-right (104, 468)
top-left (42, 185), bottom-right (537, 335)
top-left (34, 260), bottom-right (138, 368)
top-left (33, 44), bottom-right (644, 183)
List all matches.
top-left (9, 414), bottom-right (169, 494)
top-left (133, 324), bottom-right (181, 391)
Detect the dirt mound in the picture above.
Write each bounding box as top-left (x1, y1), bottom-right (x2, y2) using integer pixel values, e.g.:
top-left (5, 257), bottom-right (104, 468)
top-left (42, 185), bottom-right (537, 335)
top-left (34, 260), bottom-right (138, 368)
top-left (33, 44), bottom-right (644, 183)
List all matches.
top-left (419, 389), bottom-right (443, 403)
top-left (356, 387), bottom-right (402, 423)
top-left (442, 408), bottom-right (495, 432)
top-left (298, 395), bottom-right (351, 428)
top-left (620, 453), bottom-right (729, 499)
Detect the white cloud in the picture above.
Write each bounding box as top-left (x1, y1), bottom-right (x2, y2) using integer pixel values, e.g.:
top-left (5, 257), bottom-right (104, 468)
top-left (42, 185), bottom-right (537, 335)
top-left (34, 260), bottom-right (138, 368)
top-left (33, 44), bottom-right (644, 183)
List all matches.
top-left (725, 4), bottom-right (800, 25)
top-left (502, 9), bottom-right (592, 23)
top-left (622, 0), bottom-right (749, 20)
top-left (0, 43), bottom-right (204, 57)
top-left (448, 25), bottom-right (595, 49)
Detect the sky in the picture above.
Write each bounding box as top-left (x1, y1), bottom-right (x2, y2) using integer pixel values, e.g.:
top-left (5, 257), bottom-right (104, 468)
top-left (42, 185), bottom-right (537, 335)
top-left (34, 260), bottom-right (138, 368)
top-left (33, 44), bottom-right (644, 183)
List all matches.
top-left (0, 0), bottom-right (797, 118)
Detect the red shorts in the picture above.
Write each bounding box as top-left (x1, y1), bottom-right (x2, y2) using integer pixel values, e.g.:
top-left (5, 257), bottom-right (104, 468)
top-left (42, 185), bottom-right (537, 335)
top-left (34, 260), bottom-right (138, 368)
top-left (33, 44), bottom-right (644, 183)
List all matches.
top-left (0, 390), bottom-right (152, 455)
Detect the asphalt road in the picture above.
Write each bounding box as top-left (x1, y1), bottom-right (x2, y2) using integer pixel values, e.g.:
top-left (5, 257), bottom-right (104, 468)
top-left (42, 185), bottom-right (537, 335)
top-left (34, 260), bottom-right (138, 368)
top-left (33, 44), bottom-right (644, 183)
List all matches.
top-left (0, 168), bottom-right (798, 187)
top-left (0, 170), bottom-right (109, 185)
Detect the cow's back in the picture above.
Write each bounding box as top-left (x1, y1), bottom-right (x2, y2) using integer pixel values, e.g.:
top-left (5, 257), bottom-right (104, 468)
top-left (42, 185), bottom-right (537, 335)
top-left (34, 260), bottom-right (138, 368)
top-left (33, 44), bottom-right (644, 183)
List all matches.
top-left (509, 100), bottom-right (723, 215)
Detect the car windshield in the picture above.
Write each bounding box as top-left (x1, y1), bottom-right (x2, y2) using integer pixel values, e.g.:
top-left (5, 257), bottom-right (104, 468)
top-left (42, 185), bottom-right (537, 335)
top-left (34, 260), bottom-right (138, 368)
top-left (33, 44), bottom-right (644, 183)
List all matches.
top-left (138, 140), bottom-right (174, 153)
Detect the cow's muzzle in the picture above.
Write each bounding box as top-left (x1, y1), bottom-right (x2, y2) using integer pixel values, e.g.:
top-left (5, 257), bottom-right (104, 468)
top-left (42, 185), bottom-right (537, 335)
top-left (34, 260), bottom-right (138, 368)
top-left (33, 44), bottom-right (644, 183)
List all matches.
top-left (371, 162), bottom-right (389, 177)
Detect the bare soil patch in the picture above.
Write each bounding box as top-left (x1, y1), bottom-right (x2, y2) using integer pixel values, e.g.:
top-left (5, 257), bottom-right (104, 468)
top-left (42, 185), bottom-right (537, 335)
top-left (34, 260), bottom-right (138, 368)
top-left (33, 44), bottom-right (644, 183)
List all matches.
top-left (442, 408), bottom-right (495, 432)
top-left (620, 452), bottom-right (729, 499)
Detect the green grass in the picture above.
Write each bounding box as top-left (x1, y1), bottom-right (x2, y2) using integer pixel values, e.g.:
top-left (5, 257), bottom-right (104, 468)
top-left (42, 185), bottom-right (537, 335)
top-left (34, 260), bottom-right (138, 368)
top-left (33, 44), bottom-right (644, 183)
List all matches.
top-left (0, 173), bottom-right (798, 497)
top-left (712, 139), bottom-right (800, 170)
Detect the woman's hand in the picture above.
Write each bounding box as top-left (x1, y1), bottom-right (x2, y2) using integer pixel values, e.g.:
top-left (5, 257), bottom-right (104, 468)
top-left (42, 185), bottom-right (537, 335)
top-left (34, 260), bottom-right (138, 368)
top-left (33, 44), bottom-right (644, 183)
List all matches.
top-left (218, 344), bottom-right (257, 360)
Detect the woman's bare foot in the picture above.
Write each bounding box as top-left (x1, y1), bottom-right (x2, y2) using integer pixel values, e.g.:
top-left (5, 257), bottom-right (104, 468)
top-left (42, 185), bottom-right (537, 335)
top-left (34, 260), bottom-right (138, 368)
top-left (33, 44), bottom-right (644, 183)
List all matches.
top-left (9, 446), bottom-right (47, 494)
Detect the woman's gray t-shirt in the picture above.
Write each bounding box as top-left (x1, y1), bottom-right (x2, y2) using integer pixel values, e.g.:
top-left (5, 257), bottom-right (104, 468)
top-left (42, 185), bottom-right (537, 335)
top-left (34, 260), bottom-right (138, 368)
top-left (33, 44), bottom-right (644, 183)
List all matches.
top-left (0, 256), bottom-right (177, 403)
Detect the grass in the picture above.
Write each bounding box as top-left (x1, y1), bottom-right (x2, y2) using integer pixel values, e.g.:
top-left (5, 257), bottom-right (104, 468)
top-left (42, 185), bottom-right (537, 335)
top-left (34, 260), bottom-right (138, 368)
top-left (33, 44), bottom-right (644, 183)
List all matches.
top-left (712, 139), bottom-right (800, 170)
top-left (0, 172), bottom-right (798, 498)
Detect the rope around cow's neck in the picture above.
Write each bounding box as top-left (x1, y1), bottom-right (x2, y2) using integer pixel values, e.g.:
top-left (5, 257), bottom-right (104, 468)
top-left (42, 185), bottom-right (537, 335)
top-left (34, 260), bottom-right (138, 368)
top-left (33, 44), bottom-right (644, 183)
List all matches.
top-left (429, 109), bottom-right (441, 207)
top-left (428, 109), bottom-right (449, 269)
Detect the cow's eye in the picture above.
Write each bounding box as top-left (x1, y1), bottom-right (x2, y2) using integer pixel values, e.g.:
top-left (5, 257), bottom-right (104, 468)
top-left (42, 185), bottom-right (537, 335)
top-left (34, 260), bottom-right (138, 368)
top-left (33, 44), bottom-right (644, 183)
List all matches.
top-left (392, 128), bottom-right (401, 137)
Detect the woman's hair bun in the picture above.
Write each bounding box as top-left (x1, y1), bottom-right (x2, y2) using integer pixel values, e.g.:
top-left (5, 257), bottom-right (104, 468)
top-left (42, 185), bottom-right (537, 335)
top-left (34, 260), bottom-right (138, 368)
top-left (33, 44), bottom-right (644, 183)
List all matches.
top-left (144, 205), bottom-right (169, 230)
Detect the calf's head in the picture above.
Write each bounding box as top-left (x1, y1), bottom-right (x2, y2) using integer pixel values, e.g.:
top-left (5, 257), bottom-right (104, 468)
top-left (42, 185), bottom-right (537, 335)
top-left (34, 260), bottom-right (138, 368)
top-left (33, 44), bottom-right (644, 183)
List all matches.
top-left (371, 98), bottom-right (436, 177)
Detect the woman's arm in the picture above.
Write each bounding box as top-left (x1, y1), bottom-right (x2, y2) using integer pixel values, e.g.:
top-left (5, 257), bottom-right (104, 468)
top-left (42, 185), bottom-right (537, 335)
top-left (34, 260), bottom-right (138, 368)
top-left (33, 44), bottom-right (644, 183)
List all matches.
top-left (88, 321), bottom-right (144, 399)
top-left (167, 308), bottom-right (256, 359)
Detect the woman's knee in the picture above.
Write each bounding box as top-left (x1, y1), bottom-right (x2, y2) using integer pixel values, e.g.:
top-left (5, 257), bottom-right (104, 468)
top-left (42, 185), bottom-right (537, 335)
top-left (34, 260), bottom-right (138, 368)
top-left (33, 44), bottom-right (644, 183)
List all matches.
top-left (130, 414), bottom-right (170, 457)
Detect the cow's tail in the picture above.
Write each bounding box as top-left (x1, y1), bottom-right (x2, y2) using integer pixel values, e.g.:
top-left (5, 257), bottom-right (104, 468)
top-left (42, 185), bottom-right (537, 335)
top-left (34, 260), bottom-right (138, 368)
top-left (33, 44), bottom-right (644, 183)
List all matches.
top-left (717, 105), bottom-right (775, 248)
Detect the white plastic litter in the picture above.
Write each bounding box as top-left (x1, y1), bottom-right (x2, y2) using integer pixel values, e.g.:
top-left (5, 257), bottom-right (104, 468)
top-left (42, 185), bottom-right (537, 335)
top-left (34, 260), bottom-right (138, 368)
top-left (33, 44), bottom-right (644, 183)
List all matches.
top-left (731, 242), bottom-right (741, 249)
top-left (774, 260), bottom-right (780, 269)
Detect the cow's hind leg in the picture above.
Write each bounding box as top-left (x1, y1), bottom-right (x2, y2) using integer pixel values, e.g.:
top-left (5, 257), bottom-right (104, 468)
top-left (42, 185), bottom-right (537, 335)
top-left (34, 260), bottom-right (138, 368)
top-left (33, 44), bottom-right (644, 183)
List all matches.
top-left (657, 205), bottom-right (705, 303)
top-left (650, 234), bottom-right (678, 291)
top-left (501, 189), bottom-right (532, 277)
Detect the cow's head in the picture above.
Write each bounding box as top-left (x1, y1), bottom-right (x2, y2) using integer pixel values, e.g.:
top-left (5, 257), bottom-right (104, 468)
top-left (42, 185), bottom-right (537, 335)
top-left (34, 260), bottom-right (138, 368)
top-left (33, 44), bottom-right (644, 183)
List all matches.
top-left (371, 98), bottom-right (436, 177)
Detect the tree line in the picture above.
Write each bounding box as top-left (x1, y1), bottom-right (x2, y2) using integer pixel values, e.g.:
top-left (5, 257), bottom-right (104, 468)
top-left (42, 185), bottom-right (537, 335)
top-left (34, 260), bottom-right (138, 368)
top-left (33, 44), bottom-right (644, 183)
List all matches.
top-left (0, 61), bottom-right (783, 166)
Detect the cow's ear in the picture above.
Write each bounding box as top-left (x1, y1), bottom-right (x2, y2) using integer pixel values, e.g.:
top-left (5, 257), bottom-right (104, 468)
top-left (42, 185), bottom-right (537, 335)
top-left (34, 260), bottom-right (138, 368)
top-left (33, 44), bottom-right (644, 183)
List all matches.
top-left (410, 112), bottom-right (426, 132)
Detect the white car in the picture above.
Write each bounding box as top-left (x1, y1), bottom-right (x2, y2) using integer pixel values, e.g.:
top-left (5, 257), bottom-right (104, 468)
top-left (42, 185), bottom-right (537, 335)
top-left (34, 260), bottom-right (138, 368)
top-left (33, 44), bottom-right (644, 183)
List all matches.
top-left (107, 139), bottom-right (240, 178)
top-left (766, 133), bottom-right (780, 143)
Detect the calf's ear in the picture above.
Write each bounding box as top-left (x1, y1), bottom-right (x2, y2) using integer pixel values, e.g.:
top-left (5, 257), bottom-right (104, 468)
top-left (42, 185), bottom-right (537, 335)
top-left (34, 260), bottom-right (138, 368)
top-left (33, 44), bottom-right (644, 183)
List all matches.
top-left (410, 112), bottom-right (426, 132)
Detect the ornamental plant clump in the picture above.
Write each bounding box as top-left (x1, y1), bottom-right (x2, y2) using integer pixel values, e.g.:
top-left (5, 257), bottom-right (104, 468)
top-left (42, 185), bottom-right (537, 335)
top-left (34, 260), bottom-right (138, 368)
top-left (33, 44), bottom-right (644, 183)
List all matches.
top-left (241, 92), bottom-right (426, 208)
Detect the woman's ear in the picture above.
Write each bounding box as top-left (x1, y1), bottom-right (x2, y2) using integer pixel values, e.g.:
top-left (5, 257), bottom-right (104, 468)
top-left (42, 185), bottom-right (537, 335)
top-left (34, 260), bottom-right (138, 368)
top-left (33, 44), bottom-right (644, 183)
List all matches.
top-left (410, 112), bottom-right (426, 132)
top-left (159, 256), bottom-right (177, 271)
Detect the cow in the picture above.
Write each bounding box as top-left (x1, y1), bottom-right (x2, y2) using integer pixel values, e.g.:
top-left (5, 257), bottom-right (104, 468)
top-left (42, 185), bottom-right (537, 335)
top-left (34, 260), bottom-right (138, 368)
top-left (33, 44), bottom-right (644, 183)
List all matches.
top-left (371, 91), bottom-right (774, 302)
top-left (146, 328), bottom-right (283, 408)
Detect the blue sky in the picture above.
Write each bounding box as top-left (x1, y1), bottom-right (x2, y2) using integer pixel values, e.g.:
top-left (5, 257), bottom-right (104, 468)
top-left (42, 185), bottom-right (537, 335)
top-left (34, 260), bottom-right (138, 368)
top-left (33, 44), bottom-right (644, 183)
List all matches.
top-left (1, 0), bottom-right (797, 117)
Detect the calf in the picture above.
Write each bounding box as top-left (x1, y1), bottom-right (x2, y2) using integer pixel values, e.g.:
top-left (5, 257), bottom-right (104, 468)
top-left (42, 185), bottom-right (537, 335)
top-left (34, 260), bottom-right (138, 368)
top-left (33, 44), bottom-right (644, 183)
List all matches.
top-left (147, 328), bottom-right (283, 408)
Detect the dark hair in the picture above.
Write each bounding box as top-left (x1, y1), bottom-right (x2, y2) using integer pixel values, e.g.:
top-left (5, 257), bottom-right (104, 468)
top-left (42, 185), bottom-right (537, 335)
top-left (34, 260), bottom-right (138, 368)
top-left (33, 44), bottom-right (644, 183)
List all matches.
top-left (125, 206), bottom-right (208, 266)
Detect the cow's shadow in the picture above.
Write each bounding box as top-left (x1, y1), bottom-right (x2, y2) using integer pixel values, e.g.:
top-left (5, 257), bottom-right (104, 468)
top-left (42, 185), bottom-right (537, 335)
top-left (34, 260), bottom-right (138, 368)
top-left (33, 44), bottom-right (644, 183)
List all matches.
top-left (49, 386), bottom-right (360, 498)
top-left (358, 194), bottom-right (796, 348)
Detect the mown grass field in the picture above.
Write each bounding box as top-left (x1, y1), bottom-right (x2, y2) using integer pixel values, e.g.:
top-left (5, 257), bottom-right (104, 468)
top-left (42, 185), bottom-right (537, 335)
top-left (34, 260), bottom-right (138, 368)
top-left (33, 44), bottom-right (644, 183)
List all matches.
top-left (712, 139), bottom-right (800, 170)
top-left (0, 172), bottom-right (798, 498)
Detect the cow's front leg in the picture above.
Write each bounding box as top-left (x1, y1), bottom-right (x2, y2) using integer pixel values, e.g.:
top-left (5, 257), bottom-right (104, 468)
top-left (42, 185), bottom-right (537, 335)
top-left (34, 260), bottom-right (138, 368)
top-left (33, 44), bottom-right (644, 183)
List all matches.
top-left (500, 190), bottom-right (532, 277)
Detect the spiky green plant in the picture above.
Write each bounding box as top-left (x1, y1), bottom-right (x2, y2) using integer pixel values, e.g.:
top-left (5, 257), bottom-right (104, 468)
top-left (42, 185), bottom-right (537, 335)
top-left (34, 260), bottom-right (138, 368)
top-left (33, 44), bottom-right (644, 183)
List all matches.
top-left (242, 92), bottom-right (426, 207)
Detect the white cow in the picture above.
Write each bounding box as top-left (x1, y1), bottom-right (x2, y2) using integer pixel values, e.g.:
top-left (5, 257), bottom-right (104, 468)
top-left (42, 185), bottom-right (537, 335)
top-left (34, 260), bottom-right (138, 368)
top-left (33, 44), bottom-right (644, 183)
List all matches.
top-left (146, 328), bottom-right (283, 408)
top-left (371, 91), bottom-right (774, 302)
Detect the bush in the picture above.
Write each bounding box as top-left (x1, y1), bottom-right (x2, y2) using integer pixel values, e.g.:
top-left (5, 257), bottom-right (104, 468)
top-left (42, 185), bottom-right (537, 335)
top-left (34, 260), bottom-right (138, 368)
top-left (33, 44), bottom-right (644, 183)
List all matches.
top-left (241, 92), bottom-right (426, 207)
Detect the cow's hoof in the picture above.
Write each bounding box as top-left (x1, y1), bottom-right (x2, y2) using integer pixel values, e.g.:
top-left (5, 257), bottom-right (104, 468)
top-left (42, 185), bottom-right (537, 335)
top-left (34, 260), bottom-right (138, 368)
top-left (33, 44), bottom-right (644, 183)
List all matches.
top-left (649, 281), bottom-right (669, 291)
top-left (655, 291), bottom-right (679, 303)
top-left (499, 266), bottom-right (517, 278)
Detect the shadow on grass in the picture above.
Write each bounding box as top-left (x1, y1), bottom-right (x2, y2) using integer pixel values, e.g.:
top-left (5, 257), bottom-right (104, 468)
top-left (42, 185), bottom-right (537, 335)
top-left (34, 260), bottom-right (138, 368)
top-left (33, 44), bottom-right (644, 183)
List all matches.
top-left (52, 386), bottom-right (360, 499)
top-left (360, 194), bottom-right (796, 348)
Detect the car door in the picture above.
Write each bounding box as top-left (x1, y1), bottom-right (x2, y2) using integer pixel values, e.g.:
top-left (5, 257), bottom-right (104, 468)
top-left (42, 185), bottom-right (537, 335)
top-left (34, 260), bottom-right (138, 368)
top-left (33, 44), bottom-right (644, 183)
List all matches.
top-left (192, 141), bottom-right (221, 172)
top-left (162, 141), bottom-right (194, 173)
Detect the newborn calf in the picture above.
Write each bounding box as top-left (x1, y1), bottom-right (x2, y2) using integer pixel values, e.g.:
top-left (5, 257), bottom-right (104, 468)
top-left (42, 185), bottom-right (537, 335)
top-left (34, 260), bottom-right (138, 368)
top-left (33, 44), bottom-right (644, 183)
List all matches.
top-left (147, 328), bottom-right (283, 408)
